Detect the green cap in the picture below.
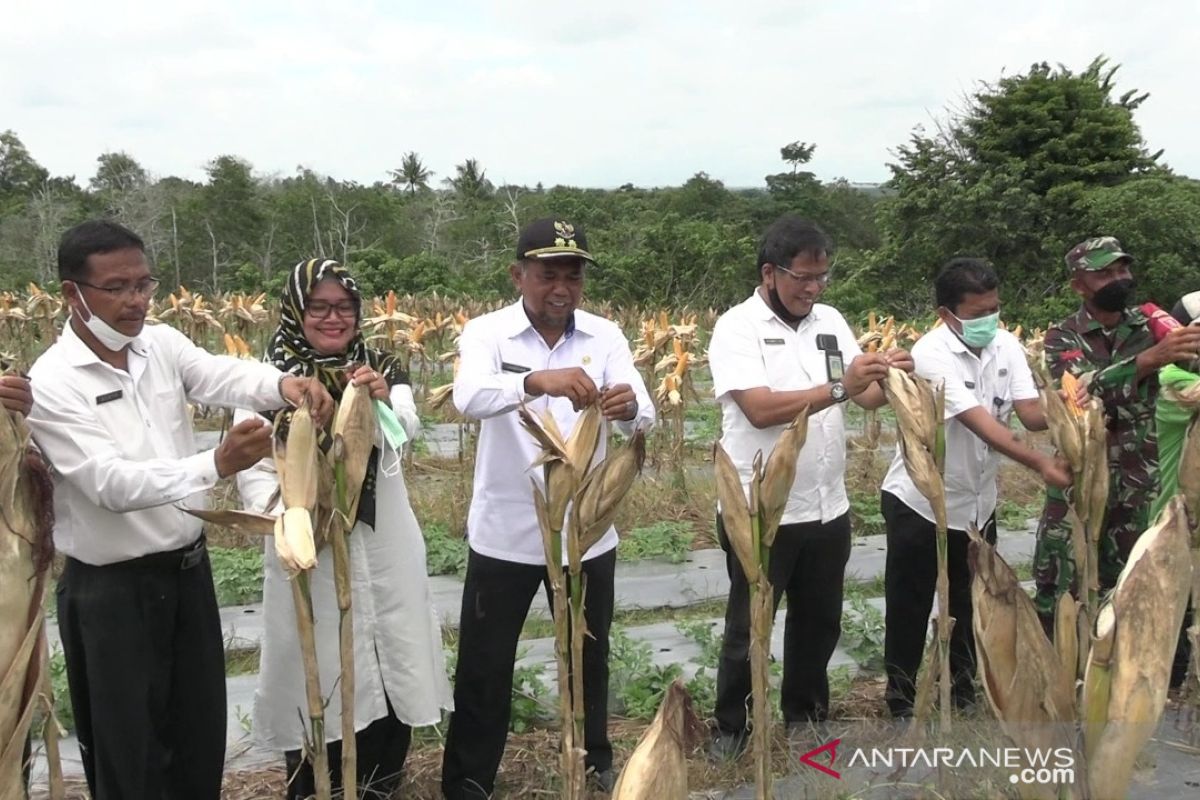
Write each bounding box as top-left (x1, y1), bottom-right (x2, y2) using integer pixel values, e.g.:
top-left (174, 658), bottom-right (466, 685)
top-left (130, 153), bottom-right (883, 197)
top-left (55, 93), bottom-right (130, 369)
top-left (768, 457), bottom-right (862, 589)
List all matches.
top-left (1064, 236), bottom-right (1132, 273)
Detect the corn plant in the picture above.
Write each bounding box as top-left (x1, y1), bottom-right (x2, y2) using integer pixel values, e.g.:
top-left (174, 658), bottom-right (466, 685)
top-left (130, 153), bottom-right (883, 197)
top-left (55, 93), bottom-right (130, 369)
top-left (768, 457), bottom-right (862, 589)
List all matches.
top-left (713, 408), bottom-right (809, 800)
top-left (519, 404), bottom-right (646, 800)
top-left (882, 368), bottom-right (953, 734)
top-left (0, 402), bottom-right (63, 799)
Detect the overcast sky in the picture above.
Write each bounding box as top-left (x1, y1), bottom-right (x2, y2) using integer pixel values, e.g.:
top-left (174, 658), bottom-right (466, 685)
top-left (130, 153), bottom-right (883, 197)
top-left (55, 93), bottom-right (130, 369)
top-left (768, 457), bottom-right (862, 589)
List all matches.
top-left (4, 0), bottom-right (1197, 190)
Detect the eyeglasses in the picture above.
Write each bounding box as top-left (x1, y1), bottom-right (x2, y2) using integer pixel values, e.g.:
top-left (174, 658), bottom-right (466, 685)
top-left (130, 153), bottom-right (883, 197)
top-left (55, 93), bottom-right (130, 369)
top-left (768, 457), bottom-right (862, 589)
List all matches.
top-left (74, 278), bottom-right (161, 300)
top-left (306, 301), bottom-right (358, 320)
top-left (773, 264), bottom-right (831, 288)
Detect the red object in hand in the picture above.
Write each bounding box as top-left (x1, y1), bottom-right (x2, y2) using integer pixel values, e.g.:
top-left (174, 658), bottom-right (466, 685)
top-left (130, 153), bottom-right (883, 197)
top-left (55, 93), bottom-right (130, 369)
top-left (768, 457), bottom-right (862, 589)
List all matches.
top-left (1142, 302), bottom-right (1182, 342)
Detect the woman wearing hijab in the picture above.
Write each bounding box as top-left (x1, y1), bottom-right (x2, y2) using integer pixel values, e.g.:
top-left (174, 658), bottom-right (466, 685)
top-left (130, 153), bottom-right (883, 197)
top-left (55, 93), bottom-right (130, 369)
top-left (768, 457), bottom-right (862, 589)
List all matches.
top-left (237, 258), bottom-right (452, 798)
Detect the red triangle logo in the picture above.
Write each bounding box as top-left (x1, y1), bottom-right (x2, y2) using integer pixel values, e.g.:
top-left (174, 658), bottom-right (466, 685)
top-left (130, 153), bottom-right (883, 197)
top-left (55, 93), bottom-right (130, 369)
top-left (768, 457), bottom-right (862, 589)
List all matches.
top-left (798, 738), bottom-right (841, 779)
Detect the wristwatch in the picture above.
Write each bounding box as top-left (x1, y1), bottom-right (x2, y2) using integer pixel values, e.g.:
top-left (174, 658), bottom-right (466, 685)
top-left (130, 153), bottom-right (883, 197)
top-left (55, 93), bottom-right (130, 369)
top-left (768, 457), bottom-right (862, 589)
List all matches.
top-left (829, 380), bottom-right (849, 403)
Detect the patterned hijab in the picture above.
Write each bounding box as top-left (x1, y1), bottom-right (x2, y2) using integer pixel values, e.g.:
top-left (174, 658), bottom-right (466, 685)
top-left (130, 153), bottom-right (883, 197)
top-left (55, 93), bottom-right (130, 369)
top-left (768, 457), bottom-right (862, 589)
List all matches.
top-left (264, 259), bottom-right (405, 527)
top-left (266, 258), bottom-right (407, 398)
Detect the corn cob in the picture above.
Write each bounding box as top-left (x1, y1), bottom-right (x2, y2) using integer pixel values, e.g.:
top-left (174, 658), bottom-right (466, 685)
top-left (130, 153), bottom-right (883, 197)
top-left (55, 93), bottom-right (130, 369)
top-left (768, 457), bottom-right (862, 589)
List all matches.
top-left (968, 532), bottom-right (1076, 759)
top-left (1060, 372), bottom-right (1086, 418)
top-left (574, 430), bottom-right (646, 553)
top-left (1084, 497), bottom-right (1192, 797)
top-left (273, 400), bottom-right (319, 574)
top-left (758, 409), bottom-right (809, 546)
top-left (331, 380), bottom-right (376, 524)
top-left (1053, 592), bottom-right (1079, 690)
top-left (714, 442), bottom-right (756, 582)
top-left (884, 368), bottom-right (945, 527)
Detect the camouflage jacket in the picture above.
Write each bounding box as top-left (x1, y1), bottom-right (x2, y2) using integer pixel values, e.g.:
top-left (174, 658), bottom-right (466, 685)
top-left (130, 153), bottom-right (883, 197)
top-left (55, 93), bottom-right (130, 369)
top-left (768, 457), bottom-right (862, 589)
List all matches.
top-left (1044, 304), bottom-right (1159, 494)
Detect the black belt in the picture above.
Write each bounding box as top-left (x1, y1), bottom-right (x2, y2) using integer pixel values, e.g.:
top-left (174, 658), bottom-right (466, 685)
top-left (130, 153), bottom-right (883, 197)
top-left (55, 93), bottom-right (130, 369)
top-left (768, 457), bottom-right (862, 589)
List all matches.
top-left (111, 535), bottom-right (207, 571)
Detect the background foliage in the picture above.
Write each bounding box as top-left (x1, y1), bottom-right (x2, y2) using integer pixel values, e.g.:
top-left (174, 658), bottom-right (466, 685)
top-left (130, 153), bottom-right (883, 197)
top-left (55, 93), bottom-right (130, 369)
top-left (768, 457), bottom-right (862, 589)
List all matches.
top-left (3, 57), bottom-right (1197, 326)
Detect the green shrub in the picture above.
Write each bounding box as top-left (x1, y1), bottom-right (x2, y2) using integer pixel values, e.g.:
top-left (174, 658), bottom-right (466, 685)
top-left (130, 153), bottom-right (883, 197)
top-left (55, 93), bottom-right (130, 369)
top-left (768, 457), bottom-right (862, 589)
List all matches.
top-left (618, 521), bottom-right (693, 563)
top-left (424, 522), bottom-right (469, 576)
top-left (209, 546), bottom-right (264, 606)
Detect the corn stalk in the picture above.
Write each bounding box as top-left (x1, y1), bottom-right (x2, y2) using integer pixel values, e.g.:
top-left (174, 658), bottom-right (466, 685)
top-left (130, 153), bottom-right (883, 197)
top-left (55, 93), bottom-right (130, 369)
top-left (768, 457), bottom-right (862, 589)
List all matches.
top-left (714, 409), bottom-right (809, 800)
top-left (273, 399), bottom-right (331, 800)
top-left (1039, 369), bottom-right (1108, 636)
top-left (0, 403), bottom-right (62, 800)
top-left (882, 368), bottom-right (952, 734)
top-left (521, 405), bottom-right (645, 800)
top-left (322, 380), bottom-right (377, 799)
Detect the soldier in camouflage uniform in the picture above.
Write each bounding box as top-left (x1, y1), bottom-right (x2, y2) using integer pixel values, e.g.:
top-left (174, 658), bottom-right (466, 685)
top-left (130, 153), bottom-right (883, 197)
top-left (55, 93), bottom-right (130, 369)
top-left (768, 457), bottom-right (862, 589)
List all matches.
top-left (1033, 237), bottom-right (1200, 627)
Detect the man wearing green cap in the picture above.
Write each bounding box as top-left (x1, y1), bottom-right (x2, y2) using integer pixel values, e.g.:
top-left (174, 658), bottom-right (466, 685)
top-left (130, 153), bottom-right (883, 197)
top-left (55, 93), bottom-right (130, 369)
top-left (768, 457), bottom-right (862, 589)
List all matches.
top-left (1032, 237), bottom-right (1200, 630)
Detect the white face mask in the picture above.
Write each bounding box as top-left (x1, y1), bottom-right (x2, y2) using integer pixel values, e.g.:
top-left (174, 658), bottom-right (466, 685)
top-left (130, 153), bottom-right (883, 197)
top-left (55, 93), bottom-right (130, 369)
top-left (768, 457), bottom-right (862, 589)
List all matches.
top-left (74, 290), bottom-right (139, 352)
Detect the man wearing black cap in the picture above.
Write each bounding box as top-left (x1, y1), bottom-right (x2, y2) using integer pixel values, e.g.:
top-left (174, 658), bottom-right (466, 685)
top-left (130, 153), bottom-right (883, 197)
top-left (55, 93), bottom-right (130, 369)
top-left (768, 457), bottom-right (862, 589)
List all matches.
top-left (1033, 237), bottom-right (1200, 630)
top-left (442, 218), bottom-right (654, 798)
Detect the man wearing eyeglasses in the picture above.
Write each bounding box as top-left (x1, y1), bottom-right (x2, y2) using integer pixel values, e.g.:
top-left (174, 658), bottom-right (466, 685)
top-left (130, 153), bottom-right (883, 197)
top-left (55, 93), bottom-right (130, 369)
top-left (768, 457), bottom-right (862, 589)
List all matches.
top-left (25, 220), bottom-right (333, 800)
top-left (707, 215), bottom-right (914, 758)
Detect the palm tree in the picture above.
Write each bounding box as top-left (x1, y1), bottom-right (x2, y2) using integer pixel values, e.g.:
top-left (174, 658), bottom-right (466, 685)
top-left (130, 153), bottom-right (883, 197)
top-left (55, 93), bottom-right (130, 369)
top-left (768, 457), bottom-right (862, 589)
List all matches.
top-left (448, 158), bottom-right (493, 203)
top-left (389, 151), bottom-right (432, 195)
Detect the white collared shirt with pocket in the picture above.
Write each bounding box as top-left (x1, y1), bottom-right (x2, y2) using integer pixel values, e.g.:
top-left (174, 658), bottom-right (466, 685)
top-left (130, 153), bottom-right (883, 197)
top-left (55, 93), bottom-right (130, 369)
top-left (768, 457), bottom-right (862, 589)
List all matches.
top-left (27, 321), bottom-right (286, 565)
top-left (708, 292), bottom-right (863, 526)
top-left (881, 324), bottom-right (1038, 530)
top-left (453, 301), bottom-right (656, 565)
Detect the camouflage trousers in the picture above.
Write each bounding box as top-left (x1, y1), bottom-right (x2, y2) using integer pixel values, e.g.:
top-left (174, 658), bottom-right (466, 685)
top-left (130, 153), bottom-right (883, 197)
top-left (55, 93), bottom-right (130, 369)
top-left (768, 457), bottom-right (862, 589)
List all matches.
top-left (1032, 482), bottom-right (1155, 627)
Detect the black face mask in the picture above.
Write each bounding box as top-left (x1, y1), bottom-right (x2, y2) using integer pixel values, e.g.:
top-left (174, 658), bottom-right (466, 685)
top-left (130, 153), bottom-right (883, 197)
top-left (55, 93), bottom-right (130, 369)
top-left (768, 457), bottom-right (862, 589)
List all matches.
top-left (767, 286), bottom-right (808, 326)
top-left (1091, 278), bottom-right (1136, 313)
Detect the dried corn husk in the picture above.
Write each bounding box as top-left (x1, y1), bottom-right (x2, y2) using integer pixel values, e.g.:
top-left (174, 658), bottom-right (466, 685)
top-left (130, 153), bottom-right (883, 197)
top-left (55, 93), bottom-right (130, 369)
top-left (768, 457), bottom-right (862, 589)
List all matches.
top-left (182, 507), bottom-right (277, 537)
top-left (1084, 497), bottom-right (1192, 797)
top-left (274, 401), bottom-right (320, 574)
top-left (612, 681), bottom-right (699, 800)
top-left (0, 404), bottom-right (57, 797)
top-left (1039, 377), bottom-right (1084, 472)
top-left (574, 430), bottom-right (646, 552)
top-left (758, 409), bottom-right (809, 546)
top-left (1077, 398), bottom-right (1109, 534)
top-left (884, 369), bottom-right (946, 527)
top-left (331, 381), bottom-right (377, 524)
top-left (969, 533), bottom-right (1075, 757)
top-left (714, 442), bottom-right (756, 582)
top-left (1054, 593), bottom-right (1079, 689)
top-left (1178, 416), bottom-right (1200, 523)
top-left (518, 404), bottom-right (602, 531)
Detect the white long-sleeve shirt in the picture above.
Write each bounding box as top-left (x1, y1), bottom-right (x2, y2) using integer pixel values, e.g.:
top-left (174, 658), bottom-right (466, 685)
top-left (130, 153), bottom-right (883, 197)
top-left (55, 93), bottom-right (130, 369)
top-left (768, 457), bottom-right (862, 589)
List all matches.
top-left (27, 321), bottom-right (287, 565)
top-left (453, 301), bottom-right (655, 565)
top-left (236, 384), bottom-right (452, 748)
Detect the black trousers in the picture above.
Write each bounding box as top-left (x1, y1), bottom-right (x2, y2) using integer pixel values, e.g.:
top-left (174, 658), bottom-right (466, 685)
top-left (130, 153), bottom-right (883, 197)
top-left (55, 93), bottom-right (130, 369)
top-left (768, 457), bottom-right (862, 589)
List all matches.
top-left (442, 548), bottom-right (616, 800)
top-left (714, 513), bottom-right (852, 735)
top-left (56, 538), bottom-right (226, 800)
top-left (283, 701), bottom-right (412, 800)
top-left (881, 491), bottom-right (996, 718)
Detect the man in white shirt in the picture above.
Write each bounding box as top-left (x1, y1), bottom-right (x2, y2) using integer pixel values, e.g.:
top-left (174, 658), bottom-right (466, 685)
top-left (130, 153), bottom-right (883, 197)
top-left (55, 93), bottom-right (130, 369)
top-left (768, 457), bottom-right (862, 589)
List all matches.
top-left (26, 220), bottom-right (332, 800)
top-left (707, 215), bottom-right (914, 758)
top-left (442, 218), bottom-right (654, 799)
top-left (879, 258), bottom-right (1071, 718)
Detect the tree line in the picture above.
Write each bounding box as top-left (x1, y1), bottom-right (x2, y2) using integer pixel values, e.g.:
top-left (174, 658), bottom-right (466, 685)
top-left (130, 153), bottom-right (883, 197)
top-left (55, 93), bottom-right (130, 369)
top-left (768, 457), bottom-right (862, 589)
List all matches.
top-left (2, 57), bottom-right (1197, 327)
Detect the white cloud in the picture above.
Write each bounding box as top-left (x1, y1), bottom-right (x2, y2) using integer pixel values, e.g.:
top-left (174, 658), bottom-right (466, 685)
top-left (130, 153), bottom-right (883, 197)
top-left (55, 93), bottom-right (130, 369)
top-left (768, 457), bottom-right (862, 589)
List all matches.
top-left (2, 0), bottom-right (1196, 188)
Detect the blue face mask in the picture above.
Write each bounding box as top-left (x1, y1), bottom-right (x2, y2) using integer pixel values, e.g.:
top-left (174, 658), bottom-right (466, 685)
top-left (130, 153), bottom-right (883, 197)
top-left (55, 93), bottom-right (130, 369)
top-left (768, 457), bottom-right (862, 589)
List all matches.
top-left (951, 310), bottom-right (1000, 349)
